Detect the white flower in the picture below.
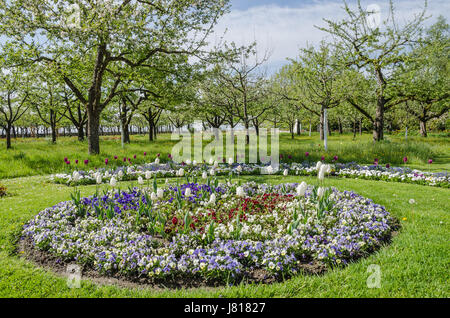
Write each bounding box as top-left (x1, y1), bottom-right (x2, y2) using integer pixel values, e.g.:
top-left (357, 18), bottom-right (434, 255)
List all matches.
top-left (228, 157), bottom-right (233, 165)
top-left (202, 171), bottom-right (208, 179)
top-left (137, 176), bottom-right (144, 185)
top-left (178, 168), bottom-right (184, 177)
top-left (318, 166), bottom-right (326, 181)
top-left (96, 174), bottom-right (102, 184)
top-left (213, 160), bottom-right (218, 168)
top-left (151, 192), bottom-right (157, 201)
top-left (118, 170), bottom-right (124, 178)
top-left (267, 165), bottom-right (273, 175)
top-left (145, 171), bottom-right (152, 180)
top-left (127, 167), bottom-right (133, 174)
top-left (186, 159), bottom-right (192, 165)
top-left (154, 158), bottom-right (160, 164)
top-left (409, 199), bottom-right (416, 204)
top-left (283, 169), bottom-right (288, 176)
top-left (109, 177), bottom-right (117, 187)
top-left (236, 165), bottom-right (242, 173)
top-left (317, 187), bottom-right (325, 198)
top-left (157, 188), bottom-right (164, 198)
top-left (72, 171), bottom-right (80, 182)
top-left (209, 169), bottom-right (215, 176)
top-left (185, 188), bottom-right (191, 197)
top-left (209, 193), bottom-right (216, 205)
top-left (209, 157), bottom-right (214, 165)
top-left (296, 182), bottom-right (307, 196)
top-left (236, 186), bottom-right (245, 197)
top-left (316, 161), bottom-right (322, 171)
top-left (192, 160), bottom-right (197, 166)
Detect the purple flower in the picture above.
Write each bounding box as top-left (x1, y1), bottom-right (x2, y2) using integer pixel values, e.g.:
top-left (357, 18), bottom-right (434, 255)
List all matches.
top-left (75, 160), bottom-right (79, 164)
top-left (84, 159), bottom-right (89, 165)
top-left (386, 163), bottom-right (390, 168)
top-left (105, 158), bottom-right (109, 165)
top-left (321, 156), bottom-right (325, 161)
top-left (333, 155), bottom-right (338, 161)
top-left (305, 152), bottom-right (309, 157)
top-left (428, 159), bottom-right (433, 164)
top-left (64, 157), bottom-right (68, 162)
top-left (403, 157), bottom-right (408, 163)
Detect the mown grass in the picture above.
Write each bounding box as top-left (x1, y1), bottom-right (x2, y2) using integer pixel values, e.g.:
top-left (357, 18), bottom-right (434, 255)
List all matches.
top-left (0, 132), bottom-right (448, 179)
top-left (0, 175), bottom-right (448, 297)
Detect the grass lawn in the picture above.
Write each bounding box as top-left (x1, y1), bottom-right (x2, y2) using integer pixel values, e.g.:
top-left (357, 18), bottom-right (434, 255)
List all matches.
top-left (0, 132), bottom-right (448, 179)
top-left (0, 174), bottom-right (448, 297)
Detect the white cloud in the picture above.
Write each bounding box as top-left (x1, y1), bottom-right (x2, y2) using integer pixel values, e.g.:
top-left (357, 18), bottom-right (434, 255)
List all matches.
top-left (210, 0), bottom-right (450, 73)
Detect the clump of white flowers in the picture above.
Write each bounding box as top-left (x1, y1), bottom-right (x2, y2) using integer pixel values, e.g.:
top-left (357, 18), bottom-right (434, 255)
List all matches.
top-left (236, 186), bottom-right (245, 197)
top-left (296, 181), bottom-right (308, 196)
top-left (109, 177), bottom-right (117, 187)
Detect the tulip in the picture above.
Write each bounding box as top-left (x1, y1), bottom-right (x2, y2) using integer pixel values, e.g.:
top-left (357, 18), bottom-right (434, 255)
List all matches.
top-left (305, 152), bottom-right (309, 157)
top-left (151, 192), bottom-right (157, 200)
top-left (333, 155), bottom-right (338, 161)
top-left (105, 158), bottom-right (109, 165)
top-left (236, 186), bottom-right (244, 197)
top-left (172, 217), bottom-right (178, 225)
top-left (202, 171), bottom-right (208, 179)
top-left (209, 193), bottom-right (216, 205)
top-left (73, 171), bottom-right (80, 182)
top-left (184, 187), bottom-right (191, 197)
top-left (110, 177), bottom-right (117, 187)
top-left (386, 163), bottom-right (390, 168)
top-left (137, 176), bottom-right (144, 185)
top-left (75, 160), bottom-right (79, 164)
top-left (428, 159), bottom-right (433, 164)
top-left (209, 157), bottom-right (214, 165)
top-left (266, 165), bottom-right (273, 174)
top-left (178, 168), bottom-right (184, 177)
top-left (114, 156), bottom-right (118, 160)
top-left (283, 169), bottom-right (288, 176)
top-left (145, 171), bottom-right (152, 180)
top-left (236, 165), bottom-right (242, 173)
top-left (213, 160), bottom-right (218, 168)
top-left (143, 152), bottom-right (147, 156)
top-left (157, 153), bottom-right (160, 157)
top-left (157, 188), bottom-right (164, 198)
top-left (317, 187), bottom-right (325, 198)
top-left (228, 157), bottom-right (233, 165)
top-left (118, 170), bottom-right (124, 178)
top-left (186, 159), bottom-right (192, 165)
top-left (96, 174), bottom-right (102, 184)
top-left (133, 155), bottom-right (137, 159)
top-left (403, 156), bottom-right (408, 163)
top-left (296, 182), bottom-right (307, 196)
top-left (64, 157), bottom-right (68, 162)
top-left (315, 161), bottom-right (322, 171)
top-left (321, 156), bottom-right (325, 161)
top-left (155, 158), bottom-right (160, 164)
top-left (84, 159), bottom-right (89, 165)
top-left (192, 160), bottom-right (197, 166)
top-left (209, 169), bottom-right (215, 176)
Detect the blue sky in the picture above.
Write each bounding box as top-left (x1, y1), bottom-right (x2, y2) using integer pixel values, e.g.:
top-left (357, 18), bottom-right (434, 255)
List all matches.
top-left (215, 0), bottom-right (450, 73)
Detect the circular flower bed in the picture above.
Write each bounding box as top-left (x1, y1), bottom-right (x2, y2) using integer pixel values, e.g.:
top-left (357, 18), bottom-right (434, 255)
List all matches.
top-left (22, 181), bottom-right (398, 286)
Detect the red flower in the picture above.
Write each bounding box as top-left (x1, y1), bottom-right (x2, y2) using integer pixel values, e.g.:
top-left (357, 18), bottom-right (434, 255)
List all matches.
top-left (172, 217), bottom-right (178, 225)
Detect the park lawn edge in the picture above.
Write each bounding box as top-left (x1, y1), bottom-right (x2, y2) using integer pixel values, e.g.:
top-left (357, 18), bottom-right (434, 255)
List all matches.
top-left (0, 175), bottom-right (448, 298)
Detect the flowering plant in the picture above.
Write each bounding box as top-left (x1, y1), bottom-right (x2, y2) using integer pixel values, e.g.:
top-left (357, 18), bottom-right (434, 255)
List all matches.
top-left (22, 180), bottom-right (398, 285)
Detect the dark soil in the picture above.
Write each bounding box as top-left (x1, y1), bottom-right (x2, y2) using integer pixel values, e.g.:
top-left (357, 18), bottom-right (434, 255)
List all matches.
top-left (18, 237), bottom-right (328, 290)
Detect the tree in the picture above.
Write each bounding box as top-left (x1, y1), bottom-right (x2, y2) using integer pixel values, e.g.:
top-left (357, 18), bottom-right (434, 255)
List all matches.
top-left (395, 16), bottom-right (449, 137)
top-left (0, 0), bottom-right (232, 154)
top-left (318, 0), bottom-right (426, 141)
top-left (0, 66), bottom-right (30, 149)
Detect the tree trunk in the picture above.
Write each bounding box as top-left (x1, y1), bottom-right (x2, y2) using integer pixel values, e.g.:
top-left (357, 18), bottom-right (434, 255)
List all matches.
top-left (319, 106), bottom-right (325, 140)
top-left (77, 125), bottom-right (84, 141)
top-left (338, 117), bottom-right (343, 134)
top-left (296, 119), bottom-right (301, 135)
top-left (51, 124), bottom-right (57, 143)
top-left (419, 120), bottom-right (427, 137)
top-left (6, 124), bottom-right (11, 149)
top-left (359, 118), bottom-right (362, 135)
top-left (87, 109), bottom-right (100, 154)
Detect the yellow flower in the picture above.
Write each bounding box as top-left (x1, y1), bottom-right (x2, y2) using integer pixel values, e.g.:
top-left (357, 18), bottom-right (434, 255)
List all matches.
top-left (402, 217), bottom-right (407, 221)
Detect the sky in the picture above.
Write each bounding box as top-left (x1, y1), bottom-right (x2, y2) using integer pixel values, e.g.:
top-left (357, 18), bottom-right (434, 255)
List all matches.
top-left (212, 0), bottom-right (450, 73)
